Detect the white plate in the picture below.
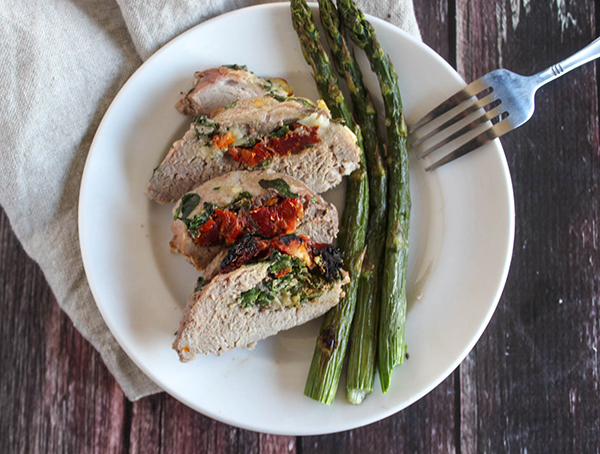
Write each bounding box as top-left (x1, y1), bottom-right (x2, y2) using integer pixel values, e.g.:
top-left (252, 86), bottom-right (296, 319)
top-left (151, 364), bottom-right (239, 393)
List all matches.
top-left (79, 2), bottom-right (514, 435)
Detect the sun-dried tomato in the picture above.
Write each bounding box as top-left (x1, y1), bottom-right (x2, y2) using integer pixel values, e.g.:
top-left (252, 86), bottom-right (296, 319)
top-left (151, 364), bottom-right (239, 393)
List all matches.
top-left (212, 209), bottom-right (246, 245)
top-left (212, 132), bottom-right (236, 150)
top-left (193, 197), bottom-right (304, 247)
top-left (219, 235), bottom-right (270, 274)
top-left (195, 217), bottom-right (220, 246)
top-left (228, 125), bottom-right (320, 167)
top-left (271, 268), bottom-right (292, 279)
top-left (217, 233), bottom-right (341, 277)
top-left (229, 142), bottom-right (272, 167)
top-left (249, 198), bottom-right (304, 238)
top-left (270, 234), bottom-right (313, 265)
top-left (269, 125), bottom-right (320, 157)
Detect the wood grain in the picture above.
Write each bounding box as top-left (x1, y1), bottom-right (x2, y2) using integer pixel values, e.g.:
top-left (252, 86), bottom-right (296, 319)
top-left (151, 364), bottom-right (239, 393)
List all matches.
top-left (0, 208), bottom-right (131, 454)
top-left (1, 0), bottom-right (599, 452)
top-left (457, 0), bottom-right (600, 452)
top-left (298, 374), bottom-right (457, 454)
top-left (414, 0), bottom-right (453, 65)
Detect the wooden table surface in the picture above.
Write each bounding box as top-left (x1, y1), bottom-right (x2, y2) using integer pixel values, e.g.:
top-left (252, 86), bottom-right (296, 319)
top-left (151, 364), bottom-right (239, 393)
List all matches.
top-left (2, 1), bottom-right (599, 452)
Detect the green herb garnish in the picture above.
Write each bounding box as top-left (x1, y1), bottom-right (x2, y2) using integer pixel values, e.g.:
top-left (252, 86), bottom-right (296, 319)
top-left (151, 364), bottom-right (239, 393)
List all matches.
top-left (270, 125), bottom-right (290, 139)
top-left (260, 80), bottom-right (274, 91)
top-left (259, 178), bottom-right (298, 198)
top-left (192, 114), bottom-right (218, 138)
top-left (240, 287), bottom-right (273, 308)
top-left (182, 192), bottom-right (254, 238)
top-left (256, 159), bottom-right (272, 169)
top-left (268, 252), bottom-right (295, 275)
top-left (267, 94), bottom-right (317, 108)
top-left (234, 137), bottom-right (261, 148)
top-left (174, 193), bottom-right (201, 220)
top-left (269, 93), bottom-right (288, 102)
top-left (186, 202), bottom-right (216, 235)
top-left (287, 97), bottom-right (316, 107)
top-left (226, 191), bottom-right (253, 212)
top-left (239, 252), bottom-right (326, 308)
top-left (234, 191), bottom-right (253, 202)
top-left (222, 64), bottom-right (248, 71)
top-left (194, 277), bottom-right (207, 292)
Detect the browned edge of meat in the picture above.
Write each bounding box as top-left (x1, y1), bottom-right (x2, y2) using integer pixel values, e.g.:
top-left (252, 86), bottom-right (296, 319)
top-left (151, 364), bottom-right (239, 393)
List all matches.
top-left (169, 170), bottom-right (339, 273)
top-left (172, 263), bottom-right (349, 361)
top-left (175, 66), bottom-right (293, 116)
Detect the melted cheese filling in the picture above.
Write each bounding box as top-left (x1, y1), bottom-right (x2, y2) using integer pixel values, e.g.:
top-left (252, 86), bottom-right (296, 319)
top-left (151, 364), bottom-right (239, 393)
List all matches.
top-left (298, 112), bottom-right (330, 130)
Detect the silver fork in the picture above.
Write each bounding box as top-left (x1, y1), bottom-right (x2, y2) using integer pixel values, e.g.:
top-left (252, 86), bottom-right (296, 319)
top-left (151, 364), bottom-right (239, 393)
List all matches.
top-left (409, 37), bottom-right (600, 171)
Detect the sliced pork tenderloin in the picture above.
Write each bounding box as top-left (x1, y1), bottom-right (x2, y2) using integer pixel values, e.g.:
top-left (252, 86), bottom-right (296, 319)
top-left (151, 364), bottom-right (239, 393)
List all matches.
top-left (147, 96), bottom-right (360, 203)
top-left (175, 66), bottom-right (292, 116)
top-left (169, 170), bottom-right (339, 271)
top-left (173, 261), bottom-right (349, 360)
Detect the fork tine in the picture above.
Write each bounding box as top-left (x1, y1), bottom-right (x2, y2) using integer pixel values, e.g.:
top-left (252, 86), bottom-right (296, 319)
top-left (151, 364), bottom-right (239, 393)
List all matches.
top-left (410, 94), bottom-right (498, 148)
top-left (409, 78), bottom-right (489, 133)
top-left (425, 119), bottom-right (512, 171)
top-left (417, 106), bottom-right (502, 159)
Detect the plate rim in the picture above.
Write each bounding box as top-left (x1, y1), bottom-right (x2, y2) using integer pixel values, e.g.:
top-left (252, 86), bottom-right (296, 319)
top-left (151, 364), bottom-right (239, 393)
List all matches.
top-left (79, 1), bottom-right (515, 435)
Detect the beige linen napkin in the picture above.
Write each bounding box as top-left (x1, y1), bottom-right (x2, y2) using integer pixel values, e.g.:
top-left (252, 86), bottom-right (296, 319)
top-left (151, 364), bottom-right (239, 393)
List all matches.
top-left (0, 0), bottom-right (420, 400)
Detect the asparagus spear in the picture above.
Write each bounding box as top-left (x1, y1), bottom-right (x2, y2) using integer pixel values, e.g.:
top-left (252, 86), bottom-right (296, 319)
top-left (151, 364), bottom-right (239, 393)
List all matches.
top-left (291, 0), bottom-right (369, 405)
top-left (339, 0), bottom-right (411, 394)
top-left (318, 0), bottom-right (388, 404)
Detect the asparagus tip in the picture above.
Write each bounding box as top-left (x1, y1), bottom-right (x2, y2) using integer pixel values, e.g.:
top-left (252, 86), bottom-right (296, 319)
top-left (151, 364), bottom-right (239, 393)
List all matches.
top-left (379, 371), bottom-right (392, 394)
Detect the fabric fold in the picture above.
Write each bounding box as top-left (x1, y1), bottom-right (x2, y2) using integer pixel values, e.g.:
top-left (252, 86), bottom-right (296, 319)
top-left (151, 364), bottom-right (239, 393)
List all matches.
top-left (116, 0), bottom-right (421, 61)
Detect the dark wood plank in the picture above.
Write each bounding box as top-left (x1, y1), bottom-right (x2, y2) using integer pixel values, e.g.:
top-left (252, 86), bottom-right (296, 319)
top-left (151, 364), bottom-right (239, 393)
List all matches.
top-left (456, 0), bottom-right (600, 452)
top-left (0, 208), bottom-right (130, 454)
top-left (259, 434), bottom-right (296, 454)
top-left (129, 395), bottom-right (247, 454)
top-left (459, 352), bottom-right (477, 454)
top-left (298, 373), bottom-right (457, 454)
top-left (0, 208), bottom-right (53, 454)
top-left (41, 301), bottom-right (130, 454)
top-left (128, 391), bottom-right (296, 453)
top-left (414, 0), bottom-right (453, 64)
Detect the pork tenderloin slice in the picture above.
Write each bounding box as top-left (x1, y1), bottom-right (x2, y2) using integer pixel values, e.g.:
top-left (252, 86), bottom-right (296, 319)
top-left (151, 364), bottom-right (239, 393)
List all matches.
top-left (175, 66), bottom-right (292, 116)
top-left (146, 127), bottom-right (245, 204)
top-left (173, 264), bottom-right (349, 360)
top-left (146, 97), bottom-right (360, 203)
top-left (169, 170), bottom-right (339, 271)
top-left (209, 97), bottom-right (319, 137)
top-left (169, 221), bottom-right (224, 271)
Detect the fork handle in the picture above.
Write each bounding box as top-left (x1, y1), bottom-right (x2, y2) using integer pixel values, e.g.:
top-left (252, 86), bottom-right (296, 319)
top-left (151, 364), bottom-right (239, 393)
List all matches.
top-left (534, 36), bottom-right (600, 87)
